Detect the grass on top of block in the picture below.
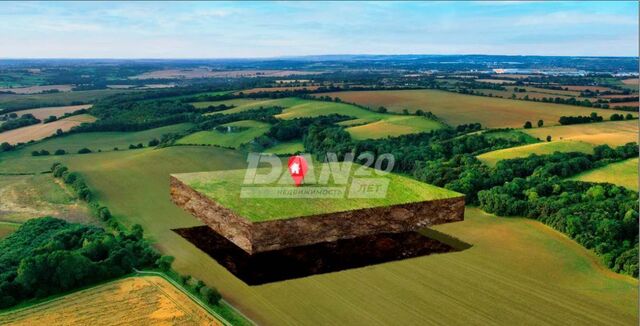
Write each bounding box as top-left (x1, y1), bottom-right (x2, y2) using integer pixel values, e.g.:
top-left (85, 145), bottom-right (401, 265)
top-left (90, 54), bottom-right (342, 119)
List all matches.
top-left (173, 163), bottom-right (461, 222)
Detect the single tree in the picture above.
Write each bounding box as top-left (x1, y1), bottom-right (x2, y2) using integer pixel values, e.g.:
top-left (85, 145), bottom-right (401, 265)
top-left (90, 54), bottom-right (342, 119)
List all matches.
top-left (156, 255), bottom-right (175, 271)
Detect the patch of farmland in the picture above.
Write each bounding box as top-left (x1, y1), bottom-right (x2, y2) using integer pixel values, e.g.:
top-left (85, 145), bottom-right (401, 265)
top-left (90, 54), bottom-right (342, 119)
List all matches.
top-left (519, 86), bottom-right (583, 97)
top-left (0, 276), bottom-right (221, 325)
top-left (475, 79), bottom-right (516, 84)
top-left (346, 115), bottom-right (444, 140)
top-left (0, 89), bottom-right (134, 111)
top-left (609, 101), bottom-right (639, 108)
top-left (237, 85), bottom-right (321, 94)
top-left (5, 104), bottom-right (92, 120)
top-left (273, 99), bottom-right (445, 137)
top-left (265, 140), bottom-right (304, 155)
top-left (600, 94), bottom-right (639, 99)
top-left (563, 85), bottom-right (614, 92)
top-left (2, 123), bottom-right (193, 159)
top-left (523, 120), bottom-right (638, 146)
top-left (472, 88), bottom-right (588, 102)
top-left (476, 140), bottom-right (594, 167)
top-left (0, 114), bottom-right (96, 144)
top-left (40, 146), bottom-right (637, 325)
top-left (0, 84), bottom-right (73, 94)
top-left (317, 89), bottom-right (630, 128)
top-left (194, 98), bottom-right (304, 113)
top-left (491, 74), bottom-right (534, 79)
top-left (0, 174), bottom-right (91, 224)
top-left (197, 97), bottom-right (445, 138)
top-left (176, 120), bottom-right (271, 148)
top-left (621, 78), bottom-right (639, 85)
top-left (570, 158), bottom-right (638, 191)
top-left (131, 68), bottom-right (321, 79)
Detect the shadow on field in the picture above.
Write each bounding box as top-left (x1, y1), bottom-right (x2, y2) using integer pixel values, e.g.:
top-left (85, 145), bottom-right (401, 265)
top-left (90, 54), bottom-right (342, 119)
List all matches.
top-left (173, 226), bottom-right (471, 285)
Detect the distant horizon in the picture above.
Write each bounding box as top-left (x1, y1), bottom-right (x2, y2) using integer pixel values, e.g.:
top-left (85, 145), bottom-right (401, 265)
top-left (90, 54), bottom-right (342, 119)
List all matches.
top-left (1, 53), bottom-right (638, 60)
top-left (1, 1), bottom-right (637, 58)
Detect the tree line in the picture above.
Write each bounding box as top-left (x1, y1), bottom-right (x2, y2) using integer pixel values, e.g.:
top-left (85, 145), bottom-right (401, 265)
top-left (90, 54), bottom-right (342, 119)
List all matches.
top-left (301, 120), bottom-right (638, 276)
top-left (0, 113), bottom-right (40, 132)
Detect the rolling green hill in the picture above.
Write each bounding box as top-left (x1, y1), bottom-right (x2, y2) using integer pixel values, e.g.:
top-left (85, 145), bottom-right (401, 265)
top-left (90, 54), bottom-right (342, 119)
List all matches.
top-left (265, 140), bottom-right (304, 155)
top-left (176, 120), bottom-right (270, 148)
top-left (477, 140), bottom-right (595, 167)
top-left (570, 158), bottom-right (638, 191)
top-left (193, 97), bottom-right (445, 139)
top-left (317, 89), bottom-right (632, 128)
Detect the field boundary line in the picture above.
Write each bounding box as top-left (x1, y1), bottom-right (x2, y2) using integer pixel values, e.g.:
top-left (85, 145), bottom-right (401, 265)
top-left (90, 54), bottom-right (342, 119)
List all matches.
top-left (133, 269), bottom-right (257, 326)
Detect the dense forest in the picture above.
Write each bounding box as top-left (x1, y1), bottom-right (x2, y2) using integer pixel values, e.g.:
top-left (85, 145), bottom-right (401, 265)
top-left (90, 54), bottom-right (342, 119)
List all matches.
top-left (0, 217), bottom-right (159, 308)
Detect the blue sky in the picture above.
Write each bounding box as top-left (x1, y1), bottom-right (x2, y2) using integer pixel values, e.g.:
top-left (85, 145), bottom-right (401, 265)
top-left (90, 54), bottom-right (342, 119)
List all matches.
top-left (0, 1), bottom-right (637, 58)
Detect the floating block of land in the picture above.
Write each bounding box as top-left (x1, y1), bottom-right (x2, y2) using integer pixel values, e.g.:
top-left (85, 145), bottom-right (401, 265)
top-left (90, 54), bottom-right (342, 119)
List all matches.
top-left (170, 164), bottom-right (464, 254)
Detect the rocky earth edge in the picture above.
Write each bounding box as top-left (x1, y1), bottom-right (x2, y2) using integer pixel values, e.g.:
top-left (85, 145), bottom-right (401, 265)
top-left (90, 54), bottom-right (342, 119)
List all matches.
top-left (170, 176), bottom-right (464, 254)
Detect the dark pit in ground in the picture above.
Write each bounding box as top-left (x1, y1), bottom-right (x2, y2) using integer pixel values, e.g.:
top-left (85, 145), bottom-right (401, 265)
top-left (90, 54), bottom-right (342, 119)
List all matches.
top-left (174, 226), bottom-right (470, 285)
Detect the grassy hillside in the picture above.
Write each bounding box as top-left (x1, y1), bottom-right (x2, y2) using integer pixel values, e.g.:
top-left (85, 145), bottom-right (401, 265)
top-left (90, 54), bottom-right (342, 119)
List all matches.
top-left (195, 98), bottom-right (303, 113)
top-left (175, 165), bottom-right (461, 221)
top-left (570, 158), bottom-right (638, 191)
top-left (195, 97), bottom-right (445, 139)
top-left (265, 140), bottom-right (304, 155)
top-left (345, 115), bottom-right (443, 140)
top-left (0, 276), bottom-right (220, 325)
top-left (7, 123), bottom-right (193, 156)
top-left (318, 89), bottom-right (631, 128)
top-left (176, 120), bottom-right (270, 148)
top-left (477, 140), bottom-right (594, 167)
top-left (523, 120), bottom-right (638, 146)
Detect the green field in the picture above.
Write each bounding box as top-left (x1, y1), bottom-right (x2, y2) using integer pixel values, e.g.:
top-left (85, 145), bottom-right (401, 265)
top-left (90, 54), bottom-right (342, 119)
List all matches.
top-left (194, 97), bottom-right (445, 139)
top-left (318, 89), bottom-right (632, 128)
top-left (265, 140), bottom-right (304, 155)
top-left (476, 140), bottom-right (595, 167)
top-left (344, 115), bottom-right (443, 140)
top-left (176, 120), bottom-right (270, 148)
top-left (194, 98), bottom-right (303, 113)
top-left (570, 158), bottom-right (638, 191)
top-left (175, 164), bottom-right (461, 221)
top-left (1, 123), bottom-right (193, 164)
top-left (1, 145), bottom-right (634, 325)
top-left (0, 89), bottom-right (135, 111)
